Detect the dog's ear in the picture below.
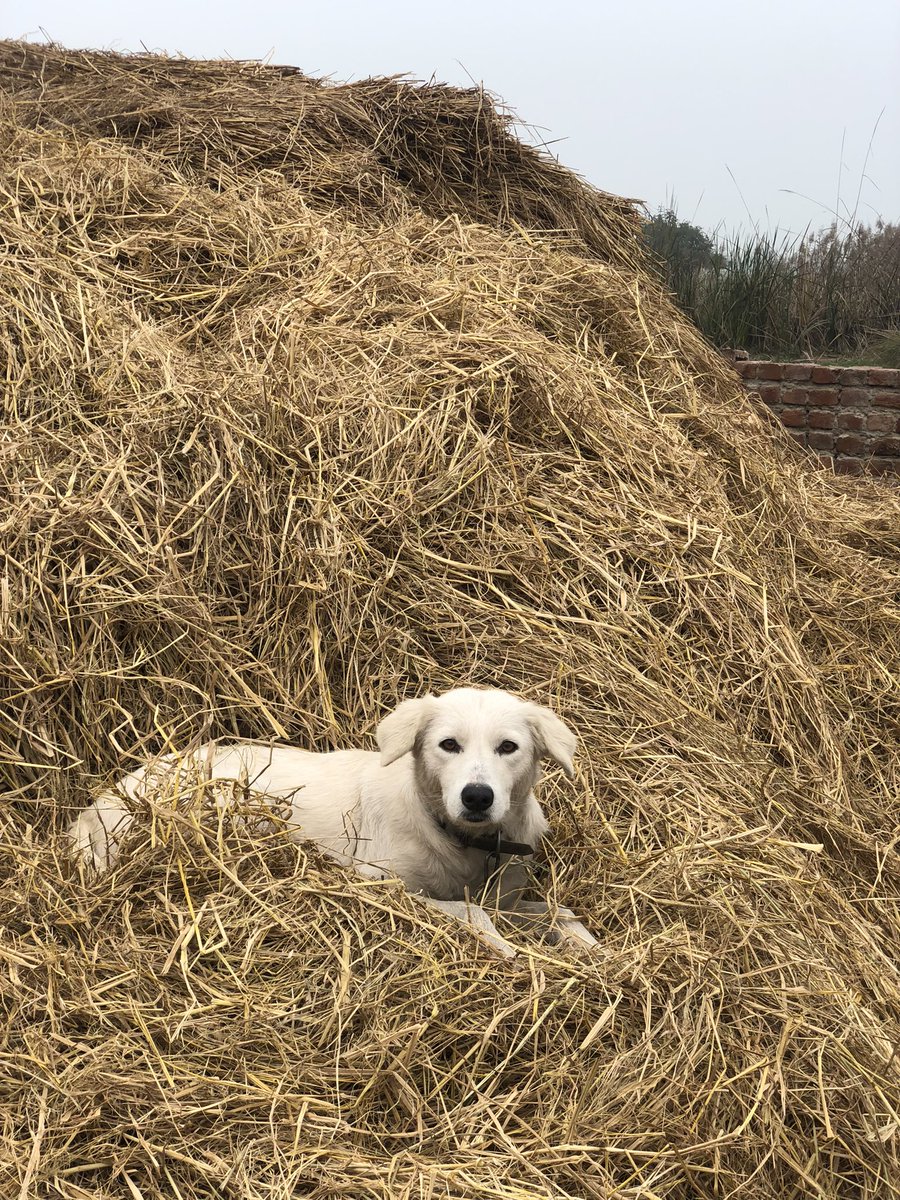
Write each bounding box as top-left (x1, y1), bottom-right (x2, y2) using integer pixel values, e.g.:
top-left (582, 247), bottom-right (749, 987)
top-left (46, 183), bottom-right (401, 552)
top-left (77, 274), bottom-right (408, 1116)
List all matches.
top-left (524, 703), bottom-right (577, 778)
top-left (377, 696), bottom-right (434, 766)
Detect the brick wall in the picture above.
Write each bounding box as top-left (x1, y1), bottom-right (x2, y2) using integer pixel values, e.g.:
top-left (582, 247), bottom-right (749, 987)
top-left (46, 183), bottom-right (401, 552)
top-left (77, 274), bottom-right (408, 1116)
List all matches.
top-left (735, 361), bottom-right (900, 477)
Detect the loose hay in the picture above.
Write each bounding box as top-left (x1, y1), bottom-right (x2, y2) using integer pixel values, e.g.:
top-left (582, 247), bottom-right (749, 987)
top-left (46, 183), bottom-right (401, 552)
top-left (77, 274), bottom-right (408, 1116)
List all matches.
top-left (1, 40), bottom-right (900, 1200)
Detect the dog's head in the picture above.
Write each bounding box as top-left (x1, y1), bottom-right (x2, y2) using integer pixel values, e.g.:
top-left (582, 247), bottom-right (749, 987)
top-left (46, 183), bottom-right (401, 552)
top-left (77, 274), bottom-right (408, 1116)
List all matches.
top-left (376, 687), bottom-right (576, 833)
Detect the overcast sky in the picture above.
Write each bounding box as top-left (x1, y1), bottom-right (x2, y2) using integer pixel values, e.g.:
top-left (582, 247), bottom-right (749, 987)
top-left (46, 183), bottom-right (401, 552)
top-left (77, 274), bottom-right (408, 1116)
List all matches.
top-left (8, 0), bottom-right (900, 236)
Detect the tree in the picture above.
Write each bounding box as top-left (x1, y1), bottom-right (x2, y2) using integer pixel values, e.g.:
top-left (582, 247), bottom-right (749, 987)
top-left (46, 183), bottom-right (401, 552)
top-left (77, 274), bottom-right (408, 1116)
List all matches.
top-left (643, 208), bottom-right (717, 276)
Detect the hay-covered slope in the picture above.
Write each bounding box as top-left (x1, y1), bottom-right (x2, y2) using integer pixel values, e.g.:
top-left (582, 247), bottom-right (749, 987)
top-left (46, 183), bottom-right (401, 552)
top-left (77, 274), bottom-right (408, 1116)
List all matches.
top-left (1, 41), bottom-right (899, 1200)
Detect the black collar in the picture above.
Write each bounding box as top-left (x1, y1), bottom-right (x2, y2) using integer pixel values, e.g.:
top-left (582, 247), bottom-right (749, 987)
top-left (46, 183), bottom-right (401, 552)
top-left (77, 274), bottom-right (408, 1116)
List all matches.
top-left (437, 820), bottom-right (534, 857)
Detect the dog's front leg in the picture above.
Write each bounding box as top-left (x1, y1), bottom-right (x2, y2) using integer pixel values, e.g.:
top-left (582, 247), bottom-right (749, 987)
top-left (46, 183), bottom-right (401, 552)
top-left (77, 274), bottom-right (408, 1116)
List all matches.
top-left (416, 897), bottom-right (517, 959)
top-left (481, 860), bottom-right (599, 950)
top-left (489, 859), bottom-right (533, 910)
top-left (503, 899), bottom-right (599, 950)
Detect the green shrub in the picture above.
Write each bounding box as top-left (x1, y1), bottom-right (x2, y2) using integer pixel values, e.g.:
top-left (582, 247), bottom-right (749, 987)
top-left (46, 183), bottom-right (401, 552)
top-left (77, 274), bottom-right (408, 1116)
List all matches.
top-left (643, 210), bottom-right (900, 360)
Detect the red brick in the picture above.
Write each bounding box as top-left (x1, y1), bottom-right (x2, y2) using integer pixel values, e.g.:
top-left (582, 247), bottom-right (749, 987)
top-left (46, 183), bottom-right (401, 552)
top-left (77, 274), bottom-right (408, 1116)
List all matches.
top-left (872, 390), bottom-right (900, 408)
top-left (835, 434), bottom-right (866, 455)
top-left (811, 365), bottom-right (838, 384)
top-left (868, 369), bottom-right (899, 386)
top-left (781, 387), bottom-right (808, 406)
top-left (807, 431), bottom-right (834, 451)
top-left (807, 387), bottom-right (838, 406)
top-left (783, 363), bottom-right (813, 381)
top-left (869, 457), bottom-right (900, 476)
top-left (871, 437), bottom-right (900, 457)
top-left (807, 409), bottom-right (834, 429)
top-left (836, 368), bottom-right (868, 386)
top-left (787, 430), bottom-right (807, 447)
top-left (865, 411), bottom-right (899, 434)
top-left (758, 362), bottom-right (784, 380)
top-left (779, 408), bottom-right (807, 428)
top-left (753, 383), bottom-right (780, 405)
top-left (835, 411), bottom-right (864, 431)
top-left (735, 361), bottom-right (756, 379)
top-left (834, 458), bottom-right (864, 474)
top-left (840, 388), bottom-right (871, 406)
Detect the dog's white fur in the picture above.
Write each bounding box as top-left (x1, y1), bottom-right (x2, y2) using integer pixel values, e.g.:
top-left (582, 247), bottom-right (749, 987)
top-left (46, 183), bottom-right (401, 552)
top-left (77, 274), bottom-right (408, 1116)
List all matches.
top-left (68, 688), bottom-right (576, 909)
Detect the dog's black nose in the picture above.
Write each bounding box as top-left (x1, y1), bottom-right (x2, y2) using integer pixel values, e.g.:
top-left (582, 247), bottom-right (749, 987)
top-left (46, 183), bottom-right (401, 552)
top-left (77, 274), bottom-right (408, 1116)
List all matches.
top-left (461, 783), bottom-right (494, 812)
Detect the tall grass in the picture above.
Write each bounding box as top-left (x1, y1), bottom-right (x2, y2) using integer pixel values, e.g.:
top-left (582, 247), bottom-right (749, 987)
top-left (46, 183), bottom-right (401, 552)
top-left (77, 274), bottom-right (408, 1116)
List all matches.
top-left (644, 211), bottom-right (900, 359)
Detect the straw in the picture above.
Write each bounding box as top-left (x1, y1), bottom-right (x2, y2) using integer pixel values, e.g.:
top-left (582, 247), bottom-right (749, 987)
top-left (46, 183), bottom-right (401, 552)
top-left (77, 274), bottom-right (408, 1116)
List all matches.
top-left (1, 41), bottom-right (899, 1199)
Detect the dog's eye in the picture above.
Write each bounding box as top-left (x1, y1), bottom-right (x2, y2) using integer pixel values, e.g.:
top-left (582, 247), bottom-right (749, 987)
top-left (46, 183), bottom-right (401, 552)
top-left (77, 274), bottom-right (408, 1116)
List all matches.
top-left (497, 740), bottom-right (518, 755)
top-left (439, 738), bottom-right (461, 753)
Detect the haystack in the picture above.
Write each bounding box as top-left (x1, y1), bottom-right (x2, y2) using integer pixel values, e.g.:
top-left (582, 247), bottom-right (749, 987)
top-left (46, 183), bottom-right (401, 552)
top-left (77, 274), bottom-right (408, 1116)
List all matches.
top-left (1, 41), bottom-right (899, 1199)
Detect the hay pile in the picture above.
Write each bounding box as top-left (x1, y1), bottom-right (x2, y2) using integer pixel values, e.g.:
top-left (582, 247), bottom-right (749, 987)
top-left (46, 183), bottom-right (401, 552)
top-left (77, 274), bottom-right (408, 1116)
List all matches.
top-left (2, 41), bottom-right (899, 1199)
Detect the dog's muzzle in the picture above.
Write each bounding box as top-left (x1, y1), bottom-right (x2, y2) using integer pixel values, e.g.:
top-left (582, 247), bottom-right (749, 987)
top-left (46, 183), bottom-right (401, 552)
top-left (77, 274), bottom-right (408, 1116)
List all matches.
top-left (460, 783), bottom-right (494, 819)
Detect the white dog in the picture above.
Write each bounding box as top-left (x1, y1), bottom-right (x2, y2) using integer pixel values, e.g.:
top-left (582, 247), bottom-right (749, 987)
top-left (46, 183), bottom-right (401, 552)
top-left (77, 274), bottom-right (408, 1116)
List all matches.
top-left (68, 687), bottom-right (573, 889)
top-left (68, 688), bottom-right (595, 954)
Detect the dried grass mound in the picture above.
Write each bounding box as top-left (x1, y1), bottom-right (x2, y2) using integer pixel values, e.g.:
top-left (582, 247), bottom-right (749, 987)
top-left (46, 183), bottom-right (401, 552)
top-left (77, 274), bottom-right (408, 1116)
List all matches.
top-left (2, 40), bottom-right (900, 1200)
